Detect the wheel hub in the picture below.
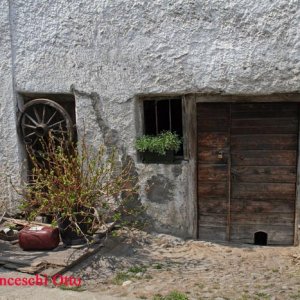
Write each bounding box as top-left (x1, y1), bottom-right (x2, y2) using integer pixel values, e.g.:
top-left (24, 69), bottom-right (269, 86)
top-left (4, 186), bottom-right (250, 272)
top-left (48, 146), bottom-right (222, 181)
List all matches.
top-left (35, 123), bottom-right (49, 137)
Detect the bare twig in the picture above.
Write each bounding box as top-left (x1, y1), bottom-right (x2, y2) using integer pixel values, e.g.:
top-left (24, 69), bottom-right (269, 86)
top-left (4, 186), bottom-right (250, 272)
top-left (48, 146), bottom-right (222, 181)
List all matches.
top-left (0, 212), bottom-right (6, 223)
top-left (2, 217), bottom-right (49, 227)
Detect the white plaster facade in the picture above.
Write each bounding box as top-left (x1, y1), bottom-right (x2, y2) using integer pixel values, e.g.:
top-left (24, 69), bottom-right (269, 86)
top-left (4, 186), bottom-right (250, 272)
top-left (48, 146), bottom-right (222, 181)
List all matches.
top-left (1, 0), bottom-right (300, 237)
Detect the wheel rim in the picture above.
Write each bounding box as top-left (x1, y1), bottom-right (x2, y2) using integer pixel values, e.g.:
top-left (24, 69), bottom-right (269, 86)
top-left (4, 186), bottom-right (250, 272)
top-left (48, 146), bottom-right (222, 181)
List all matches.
top-left (19, 99), bottom-right (74, 148)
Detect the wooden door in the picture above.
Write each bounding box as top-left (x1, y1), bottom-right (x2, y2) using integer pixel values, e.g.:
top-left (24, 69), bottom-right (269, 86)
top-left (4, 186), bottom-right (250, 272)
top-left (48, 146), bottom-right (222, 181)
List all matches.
top-left (197, 102), bottom-right (298, 245)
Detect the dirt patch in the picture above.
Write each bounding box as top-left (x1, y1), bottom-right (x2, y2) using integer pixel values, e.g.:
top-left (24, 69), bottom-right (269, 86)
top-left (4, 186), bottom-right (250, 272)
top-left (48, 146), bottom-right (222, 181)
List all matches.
top-left (65, 229), bottom-right (300, 300)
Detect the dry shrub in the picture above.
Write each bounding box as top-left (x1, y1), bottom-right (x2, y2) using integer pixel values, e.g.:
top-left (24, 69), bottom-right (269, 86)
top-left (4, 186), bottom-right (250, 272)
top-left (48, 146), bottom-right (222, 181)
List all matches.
top-left (0, 171), bottom-right (11, 215)
top-left (20, 133), bottom-right (142, 240)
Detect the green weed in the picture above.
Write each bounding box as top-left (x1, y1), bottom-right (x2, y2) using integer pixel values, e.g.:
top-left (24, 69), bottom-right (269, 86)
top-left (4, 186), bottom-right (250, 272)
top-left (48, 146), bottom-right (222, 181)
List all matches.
top-left (153, 263), bottom-right (163, 270)
top-left (153, 291), bottom-right (189, 300)
top-left (128, 265), bottom-right (147, 274)
top-left (254, 292), bottom-right (270, 300)
top-left (112, 272), bottom-right (132, 285)
top-left (290, 291), bottom-right (300, 299)
top-left (59, 285), bottom-right (86, 292)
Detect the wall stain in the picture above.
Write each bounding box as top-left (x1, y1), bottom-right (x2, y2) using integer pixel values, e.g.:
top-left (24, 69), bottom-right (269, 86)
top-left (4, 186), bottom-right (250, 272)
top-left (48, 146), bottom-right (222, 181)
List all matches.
top-left (146, 175), bottom-right (175, 204)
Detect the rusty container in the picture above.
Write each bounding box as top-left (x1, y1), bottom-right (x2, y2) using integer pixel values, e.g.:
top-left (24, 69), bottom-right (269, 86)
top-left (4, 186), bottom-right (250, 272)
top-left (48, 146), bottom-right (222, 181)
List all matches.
top-left (19, 226), bottom-right (59, 251)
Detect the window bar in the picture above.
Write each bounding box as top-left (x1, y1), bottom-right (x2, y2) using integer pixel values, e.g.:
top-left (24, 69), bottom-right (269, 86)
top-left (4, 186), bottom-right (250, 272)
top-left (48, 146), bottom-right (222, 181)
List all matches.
top-left (168, 99), bottom-right (172, 131)
top-left (155, 100), bottom-right (158, 135)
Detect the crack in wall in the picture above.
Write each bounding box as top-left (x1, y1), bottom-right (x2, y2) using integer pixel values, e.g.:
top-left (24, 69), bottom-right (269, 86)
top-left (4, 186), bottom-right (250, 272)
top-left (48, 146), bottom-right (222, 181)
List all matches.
top-left (71, 86), bottom-right (122, 150)
top-left (71, 85), bottom-right (159, 230)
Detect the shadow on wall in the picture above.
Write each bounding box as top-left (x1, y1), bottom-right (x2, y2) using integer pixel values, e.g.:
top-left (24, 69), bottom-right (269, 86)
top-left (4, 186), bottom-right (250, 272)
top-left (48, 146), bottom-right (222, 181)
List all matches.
top-left (146, 175), bottom-right (175, 204)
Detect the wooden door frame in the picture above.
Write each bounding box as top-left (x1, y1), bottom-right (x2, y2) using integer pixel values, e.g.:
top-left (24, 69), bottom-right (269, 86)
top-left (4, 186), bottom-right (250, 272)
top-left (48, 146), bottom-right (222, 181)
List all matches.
top-left (183, 94), bottom-right (198, 239)
top-left (194, 93), bottom-right (300, 245)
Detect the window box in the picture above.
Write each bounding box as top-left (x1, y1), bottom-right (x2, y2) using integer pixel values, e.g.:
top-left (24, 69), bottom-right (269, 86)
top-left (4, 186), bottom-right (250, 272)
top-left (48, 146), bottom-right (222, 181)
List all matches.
top-left (141, 150), bottom-right (174, 164)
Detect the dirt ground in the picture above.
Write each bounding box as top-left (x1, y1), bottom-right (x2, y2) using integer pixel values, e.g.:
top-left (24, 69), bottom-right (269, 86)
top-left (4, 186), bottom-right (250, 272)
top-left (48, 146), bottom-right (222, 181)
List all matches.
top-left (1, 229), bottom-right (300, 300)
top-left (67, 230), bottom-right (300, 300)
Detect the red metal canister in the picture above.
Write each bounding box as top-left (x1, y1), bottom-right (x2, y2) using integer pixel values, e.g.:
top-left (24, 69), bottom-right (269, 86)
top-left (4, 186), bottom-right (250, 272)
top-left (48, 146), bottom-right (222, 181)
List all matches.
top-left (19, 226), bottom-right (59, 251)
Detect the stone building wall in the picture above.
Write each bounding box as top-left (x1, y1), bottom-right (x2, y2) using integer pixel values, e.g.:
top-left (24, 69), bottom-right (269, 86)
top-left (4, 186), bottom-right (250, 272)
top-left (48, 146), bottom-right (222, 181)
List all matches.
top-left (0, 1), bottom-right (22, 212)
top-left (0, 0), bottom-right (300, 237)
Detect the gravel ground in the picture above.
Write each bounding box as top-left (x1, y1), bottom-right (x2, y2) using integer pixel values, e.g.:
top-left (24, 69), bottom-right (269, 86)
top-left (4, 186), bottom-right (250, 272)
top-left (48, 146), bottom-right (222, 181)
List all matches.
top-left (1, 230), bottom-right (300, 300)
top-left (66, 230), bottom-right (300, 300)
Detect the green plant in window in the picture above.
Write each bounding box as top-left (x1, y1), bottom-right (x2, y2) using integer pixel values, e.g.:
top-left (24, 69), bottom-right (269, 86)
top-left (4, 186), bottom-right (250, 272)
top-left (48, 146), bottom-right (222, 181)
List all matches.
top-left (135, 131), bottom-right (181, 155)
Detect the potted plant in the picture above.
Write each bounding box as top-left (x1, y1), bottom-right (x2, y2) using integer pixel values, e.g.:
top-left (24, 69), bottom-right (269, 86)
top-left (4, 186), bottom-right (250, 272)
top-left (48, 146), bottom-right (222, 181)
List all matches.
top-left (135, 131), bottom-right (182, 163)
top-left (19, 133), bottom-right (139, 245)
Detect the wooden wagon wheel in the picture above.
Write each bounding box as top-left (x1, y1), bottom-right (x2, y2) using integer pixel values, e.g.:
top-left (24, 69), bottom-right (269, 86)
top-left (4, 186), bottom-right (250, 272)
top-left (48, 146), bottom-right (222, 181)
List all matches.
top-left (19, 99), bottom-right (73, 148)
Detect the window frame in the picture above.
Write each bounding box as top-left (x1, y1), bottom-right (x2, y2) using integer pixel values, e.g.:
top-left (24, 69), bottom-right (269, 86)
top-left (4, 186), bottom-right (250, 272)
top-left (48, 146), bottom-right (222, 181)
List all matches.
top-left (139, 96), bottom-right (185, 160)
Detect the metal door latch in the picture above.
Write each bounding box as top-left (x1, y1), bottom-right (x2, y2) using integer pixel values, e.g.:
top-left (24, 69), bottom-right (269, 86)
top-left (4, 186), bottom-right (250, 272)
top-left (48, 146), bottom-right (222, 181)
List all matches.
top-left (217, 150), bottom-right (223, 159)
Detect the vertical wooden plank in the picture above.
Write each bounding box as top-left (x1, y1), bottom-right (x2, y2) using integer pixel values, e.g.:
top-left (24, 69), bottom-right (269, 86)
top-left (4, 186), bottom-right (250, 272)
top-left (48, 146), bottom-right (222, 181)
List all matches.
top-left (294, 106), bottom-right (300, 246)
top-left (226, 104), bottom-right (232, 241)
top-left (197, 103), bottom-right (230, 242)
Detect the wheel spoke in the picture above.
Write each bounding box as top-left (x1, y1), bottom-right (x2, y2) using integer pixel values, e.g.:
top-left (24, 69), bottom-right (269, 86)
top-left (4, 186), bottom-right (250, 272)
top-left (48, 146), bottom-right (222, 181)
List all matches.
top-left (48, 119), bottom-right (65, 129)
top-left (25, 132), bottom-right (36, 138)
top-left (31, 137), bottom-right (38, 147)
top-left (25, 113), bottom-right (39, 126)
top-left (33, 107), bottom-right (41, 123)
top-left (24, 123), bottom-right (36, 129)
top-left (47, 111), bottom-right (57, 125)
top-left (42, 105), bottom-right (46, 123)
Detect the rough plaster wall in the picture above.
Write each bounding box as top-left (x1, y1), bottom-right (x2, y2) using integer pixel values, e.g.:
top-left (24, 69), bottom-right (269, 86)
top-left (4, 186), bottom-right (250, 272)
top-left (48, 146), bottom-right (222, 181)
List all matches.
top-left (13, 0), bottom-right (300, 95)
top-left (137, 163), bottom-right (191, 236)
top-left (0, 1), bottom-right (21, 212)
top-left (1, 0), bottom-right (300, 235)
